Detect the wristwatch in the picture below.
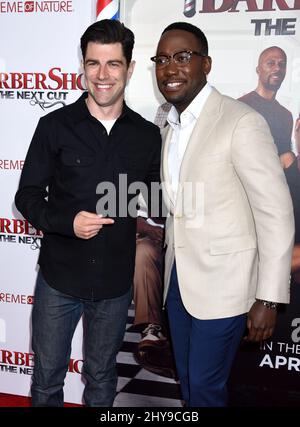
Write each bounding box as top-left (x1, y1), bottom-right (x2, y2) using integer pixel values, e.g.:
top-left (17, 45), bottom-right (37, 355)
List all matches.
top-left (257, 299), bottom-right (278, 310)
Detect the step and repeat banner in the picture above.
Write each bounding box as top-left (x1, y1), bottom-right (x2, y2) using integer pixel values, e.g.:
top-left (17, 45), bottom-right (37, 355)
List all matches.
top-left (1, 0), bottom-right (300, 405)
top-left (0, 0), bottom-right (115, 404)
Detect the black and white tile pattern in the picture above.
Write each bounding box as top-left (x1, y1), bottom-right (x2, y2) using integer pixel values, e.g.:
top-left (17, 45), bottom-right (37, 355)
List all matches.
top-left (114, 306), bottom-right (182, 407)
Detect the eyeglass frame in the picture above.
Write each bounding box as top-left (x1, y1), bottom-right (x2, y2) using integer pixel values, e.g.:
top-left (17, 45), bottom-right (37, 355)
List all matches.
top-left (150, 50), bottom-right (207, 68)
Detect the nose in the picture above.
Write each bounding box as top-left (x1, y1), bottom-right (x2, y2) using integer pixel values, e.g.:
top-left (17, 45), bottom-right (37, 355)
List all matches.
top-left (273, 61), bottom-right (286, 73)
top-left (163, 60), bottom-right (179, 75)
top-left (97, 64), bottom-right (109, 80)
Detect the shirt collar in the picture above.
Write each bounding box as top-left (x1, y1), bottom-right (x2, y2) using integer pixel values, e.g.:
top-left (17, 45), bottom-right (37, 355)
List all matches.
top-left (70, 92), bottom-right (139, 124)
top-left (167, 83), bottom-right (212, 128)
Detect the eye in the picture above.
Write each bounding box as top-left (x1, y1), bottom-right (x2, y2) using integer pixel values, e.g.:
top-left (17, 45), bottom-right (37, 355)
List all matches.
top-left (108, 61), bottom-right (121, 68)
top-left (156, 56), bottom-right (168, 66)
top-left (85, 61), bottom-right (99, 68)
top-left (174, 52), bottom-right (190, 64)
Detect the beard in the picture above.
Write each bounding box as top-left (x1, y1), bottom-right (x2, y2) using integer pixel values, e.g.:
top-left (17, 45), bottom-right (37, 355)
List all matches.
top-left (264, 76), bottom-right (283, 92)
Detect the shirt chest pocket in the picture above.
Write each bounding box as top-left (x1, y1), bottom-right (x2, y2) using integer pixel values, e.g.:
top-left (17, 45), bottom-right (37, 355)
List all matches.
top-left (58, 152), bottom-right (96, 192)
top-left (119, 154), bottom-right (144, 172)
top-left (60, 152), bottom-right (95, 167)
top-left (118, 155), bottom-right (146, 184)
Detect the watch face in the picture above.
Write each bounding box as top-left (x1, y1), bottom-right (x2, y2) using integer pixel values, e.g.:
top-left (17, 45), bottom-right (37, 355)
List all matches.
top-left (259, 300), bottom-right (278, 309)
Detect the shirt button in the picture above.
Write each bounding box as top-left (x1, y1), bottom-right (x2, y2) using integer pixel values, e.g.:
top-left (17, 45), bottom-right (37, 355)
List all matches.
top-left (90, 259), bottom-right (96, 264)
top-left (76, 158), bottom-right (81, 164)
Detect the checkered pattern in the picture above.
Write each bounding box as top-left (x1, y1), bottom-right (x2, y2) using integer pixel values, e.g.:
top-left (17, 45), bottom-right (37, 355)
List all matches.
top-left (114, 306), bottom-right (182, 407)
top-left (154, 103), bottom-right (172, 129)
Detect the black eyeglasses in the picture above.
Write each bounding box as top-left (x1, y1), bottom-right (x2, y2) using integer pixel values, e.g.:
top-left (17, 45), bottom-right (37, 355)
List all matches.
top-left (150, 50), bottom-right (207, 68)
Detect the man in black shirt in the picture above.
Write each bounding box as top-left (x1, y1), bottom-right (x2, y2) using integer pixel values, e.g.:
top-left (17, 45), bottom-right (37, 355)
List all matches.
top-left (239, 46), bottom-right (294, 169)
top-left (285, 117), bottom-right (300, 283)
top-left (239, 47), bottom-right (300, 280)
top-left (15, 20), bottom-right (161, 407)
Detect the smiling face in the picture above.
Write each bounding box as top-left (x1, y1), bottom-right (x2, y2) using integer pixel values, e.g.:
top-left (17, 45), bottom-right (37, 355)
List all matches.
top-left (83, 41), bottom-right (135, 119)
top-left (256, 47), bottom-right (287, 95)
top-left (155, 29), bottom-right (211, 114)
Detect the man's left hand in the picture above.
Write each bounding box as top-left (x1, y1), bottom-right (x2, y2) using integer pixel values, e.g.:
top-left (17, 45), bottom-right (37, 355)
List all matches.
top-left (245, 301), bottom-right (277, 342)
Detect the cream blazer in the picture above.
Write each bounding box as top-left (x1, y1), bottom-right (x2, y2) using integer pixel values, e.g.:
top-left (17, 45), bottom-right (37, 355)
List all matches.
top-left (161, 88), bottom-right (295, 319)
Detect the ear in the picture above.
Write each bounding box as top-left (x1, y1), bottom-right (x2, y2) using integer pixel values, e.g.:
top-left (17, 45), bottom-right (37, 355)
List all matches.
top-left (203, 56), bottom-right (212, 75)
top-left (126, 60), bottom-right (136, 83)
top-left (256, 66), bottom-right (259, 75)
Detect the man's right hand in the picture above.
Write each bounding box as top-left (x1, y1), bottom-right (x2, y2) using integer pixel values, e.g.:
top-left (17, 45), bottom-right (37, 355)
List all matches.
top-left (74, 211), bottom-right (114, 239)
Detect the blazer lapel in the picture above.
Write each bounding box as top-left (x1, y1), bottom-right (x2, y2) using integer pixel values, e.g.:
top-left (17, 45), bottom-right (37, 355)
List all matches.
top-left (179, 88), bottom-right (223, 182)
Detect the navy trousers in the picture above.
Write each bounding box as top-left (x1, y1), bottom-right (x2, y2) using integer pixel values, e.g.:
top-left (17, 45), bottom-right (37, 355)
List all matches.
top-left (166, 264), bottom-right (246, 407)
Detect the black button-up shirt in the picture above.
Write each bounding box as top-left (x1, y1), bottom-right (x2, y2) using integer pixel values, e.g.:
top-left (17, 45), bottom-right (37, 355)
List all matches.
top-left (15, 93), bottom-right (162, 299)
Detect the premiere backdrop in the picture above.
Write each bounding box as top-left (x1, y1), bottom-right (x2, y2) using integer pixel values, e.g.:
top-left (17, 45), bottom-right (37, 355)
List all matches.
top-left (0, 0), bottom-right (300, 405)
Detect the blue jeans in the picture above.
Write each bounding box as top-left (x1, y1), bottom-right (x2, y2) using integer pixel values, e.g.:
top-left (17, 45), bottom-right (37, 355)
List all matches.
top-left (31, 271), bottom-right (132, 407)
top-left (167, 264), bottom-right (246, 407)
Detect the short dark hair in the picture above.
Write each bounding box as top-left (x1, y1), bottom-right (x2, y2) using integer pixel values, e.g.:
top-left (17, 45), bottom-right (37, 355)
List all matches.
top-left (258, 46), bottom-right (287, 64)
top-left (80, 19), bottom-right (135, 65)
top-left (161, 22), bottom-right (208, 56)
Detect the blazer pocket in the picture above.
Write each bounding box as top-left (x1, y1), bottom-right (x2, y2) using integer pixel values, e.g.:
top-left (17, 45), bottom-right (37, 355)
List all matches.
top-left (61, 152), bottom-right (94, 167)
top-left (210, 234), bottom-right (257, 255)
top-left (197, 151), bottom-right (228, 164)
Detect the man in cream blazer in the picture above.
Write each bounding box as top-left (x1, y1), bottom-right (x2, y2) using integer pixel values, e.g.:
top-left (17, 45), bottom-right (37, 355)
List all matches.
top-left (151, 22), bottom-right (294, 407)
